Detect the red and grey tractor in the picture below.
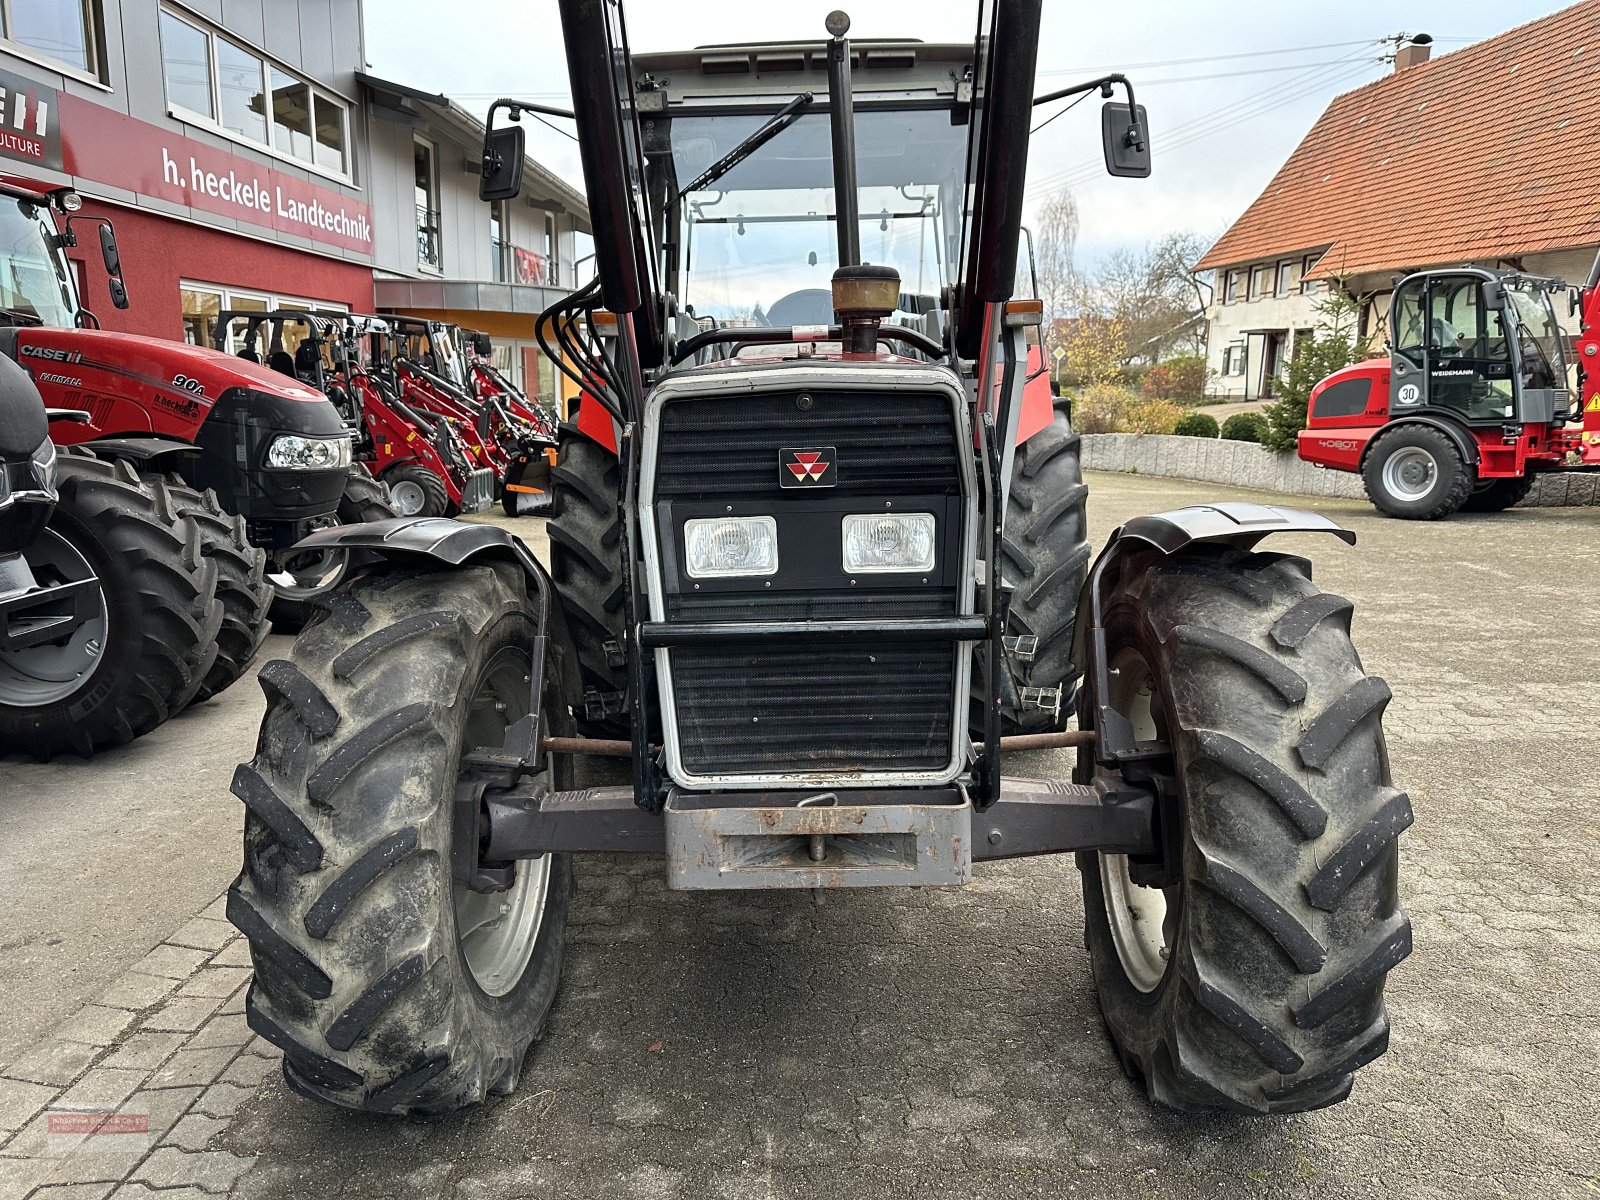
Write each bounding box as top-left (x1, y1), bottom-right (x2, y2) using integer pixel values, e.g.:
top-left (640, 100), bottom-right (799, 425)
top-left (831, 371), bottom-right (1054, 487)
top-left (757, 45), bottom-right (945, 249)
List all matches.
top-left (226, 0), bottom-right (1410, 1119)
top-left (0, 182), bottom-right (375, 755)
top-left (1301, 259), bottom-right (1600, 518)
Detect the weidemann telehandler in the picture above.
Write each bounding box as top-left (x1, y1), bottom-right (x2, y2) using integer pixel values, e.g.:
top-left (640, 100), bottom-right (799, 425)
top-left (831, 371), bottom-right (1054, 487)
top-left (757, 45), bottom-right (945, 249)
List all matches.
top-left (227, 0), bottom-right (1412, 1118)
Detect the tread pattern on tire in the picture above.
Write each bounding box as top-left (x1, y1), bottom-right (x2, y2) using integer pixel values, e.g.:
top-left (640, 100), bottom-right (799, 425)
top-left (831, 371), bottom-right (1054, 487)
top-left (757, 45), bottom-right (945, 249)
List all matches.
top-left (0, 451), bottom-right (221, 758)
top-left (165, 479), bottom-right (271, 704)
top-left (548, 426), bottom-right (628, 735)
top-left (1081, 545), bottom-right (1412, 1114)
top-left (229, 562), bottom-right (564, 1114)
top-left (1460, 473), bottom-right (1534, 513)
top-left (996, 397), bottom-right (1091, 731)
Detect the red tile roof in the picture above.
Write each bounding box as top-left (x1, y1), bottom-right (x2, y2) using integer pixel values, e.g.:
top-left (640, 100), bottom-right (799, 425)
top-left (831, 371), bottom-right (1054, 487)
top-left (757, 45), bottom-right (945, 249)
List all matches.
top-left (1195, 1), bottom-right (1600, 278)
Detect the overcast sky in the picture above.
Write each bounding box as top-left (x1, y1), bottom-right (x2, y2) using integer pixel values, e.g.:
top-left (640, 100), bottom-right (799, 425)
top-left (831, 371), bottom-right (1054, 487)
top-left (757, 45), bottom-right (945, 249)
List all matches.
top-left (366, 0), bottom-right (1570, 269)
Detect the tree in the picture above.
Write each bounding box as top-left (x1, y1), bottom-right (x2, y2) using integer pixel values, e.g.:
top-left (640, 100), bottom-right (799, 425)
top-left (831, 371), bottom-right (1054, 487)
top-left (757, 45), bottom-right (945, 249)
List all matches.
top-left (1260, 290), bottom-right (1370, 452)
top-left (1031, 188), bottom-right (1079, 363)
top-left (1059, 313), bottom-right (1128, 388)
top-left (1075, 231), bottom-right (1209, 364)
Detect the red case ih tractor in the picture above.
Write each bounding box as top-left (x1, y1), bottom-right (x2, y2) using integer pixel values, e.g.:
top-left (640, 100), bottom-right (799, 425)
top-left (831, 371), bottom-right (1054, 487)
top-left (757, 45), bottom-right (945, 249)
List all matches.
top-left (0, 183), bottom-right (377, 755)
top-left (1301, 260), bottom-right (1600, 518)
top-left (227, 0), bottom-right (1410, 1120)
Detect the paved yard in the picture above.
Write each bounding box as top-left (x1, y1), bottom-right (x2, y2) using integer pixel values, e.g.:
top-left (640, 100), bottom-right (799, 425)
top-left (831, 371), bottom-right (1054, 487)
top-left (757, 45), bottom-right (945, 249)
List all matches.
top-left (1, 472), bottom-right (1596, 1199)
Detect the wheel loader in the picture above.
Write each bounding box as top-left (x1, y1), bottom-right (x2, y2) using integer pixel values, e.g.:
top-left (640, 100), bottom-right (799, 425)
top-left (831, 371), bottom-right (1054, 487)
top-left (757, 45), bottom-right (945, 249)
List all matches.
top-left (227, 0), bottom-right (1412, 1118)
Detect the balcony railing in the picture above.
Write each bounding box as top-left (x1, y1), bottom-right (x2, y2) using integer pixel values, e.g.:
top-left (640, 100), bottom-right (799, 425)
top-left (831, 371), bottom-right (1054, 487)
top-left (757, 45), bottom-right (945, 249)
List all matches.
top-left (416, 206), bottom-right (442, 270)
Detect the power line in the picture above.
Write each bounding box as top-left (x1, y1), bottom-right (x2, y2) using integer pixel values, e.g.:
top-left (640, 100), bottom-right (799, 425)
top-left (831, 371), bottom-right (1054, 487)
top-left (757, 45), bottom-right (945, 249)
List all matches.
top-left (1036, 38), bottom-right (1384, 76)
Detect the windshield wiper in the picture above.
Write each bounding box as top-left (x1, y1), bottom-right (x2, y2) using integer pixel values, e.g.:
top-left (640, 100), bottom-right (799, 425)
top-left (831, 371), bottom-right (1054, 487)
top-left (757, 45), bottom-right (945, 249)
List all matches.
top-left (0, 307), bottom-right (43, 328)
top-left (678, 92), bottom-right (814, 199)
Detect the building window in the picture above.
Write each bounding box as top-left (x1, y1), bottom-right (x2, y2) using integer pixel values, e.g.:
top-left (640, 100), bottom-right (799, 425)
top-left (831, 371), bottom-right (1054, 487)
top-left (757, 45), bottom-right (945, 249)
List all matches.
top-left (490, 200), bottom-right (507, 283)
top-left (2, 0), bottom-right (98, 76)
top-left (1250, 265), bottom-right (1273, 300)
top-left (1221, 344), bottom-right (1246, 376)
top-left (1224, 270), bottom-right (1240, 304)
top-left (1277, 260), bottom-right (1300, 296)
top-left (160, 11), bottom-right (214, 119)
top-left (182, 282), bottom-right (348, 355)
top-left (544, 215), bottom-right (558, 286)
top-left (1302, 254), bottom-right (1323, 295)
top-left (415, 139), bottom-right (441, 271)
top-left (159, 7), bottom-right (352, 180)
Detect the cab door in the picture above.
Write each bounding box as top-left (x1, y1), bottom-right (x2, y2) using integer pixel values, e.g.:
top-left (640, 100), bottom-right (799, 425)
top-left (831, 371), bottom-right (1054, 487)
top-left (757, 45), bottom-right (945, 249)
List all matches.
top-left (1389, 273), bottom-right (1516, 423)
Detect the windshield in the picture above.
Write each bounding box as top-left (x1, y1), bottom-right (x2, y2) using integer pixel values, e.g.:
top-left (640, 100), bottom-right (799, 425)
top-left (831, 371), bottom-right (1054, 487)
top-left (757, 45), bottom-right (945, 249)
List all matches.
top-left (0, 200), bottom-right (77, 328)
top-left (659, 108), bottom-right (967, 333)
top-left (1506, 283), bottom-right (1567, 389)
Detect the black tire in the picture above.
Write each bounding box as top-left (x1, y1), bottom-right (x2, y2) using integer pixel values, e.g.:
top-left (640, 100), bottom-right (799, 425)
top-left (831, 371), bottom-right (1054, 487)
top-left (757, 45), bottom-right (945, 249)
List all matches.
top-left (229, 561), bottom-right (574, 1114)
top-left (166, 481), bottom-right (272, 704)
top-left (267, 466), bottom-right (395, 635)
top-left (997, 397), bottom-right (1091, 731)
top-left (548, 426), bottom-right (628, 736)
top-left (1077, 544), bottom-right (1411, 1114)
top-left (1460, 474), bottom-right (1534, 513)
top-left (383, 463), bottom-right (450, 519)
top-left (1362, 424), bottom-right (1471, 519)
top-left (0, 453), bottom-right (222, 758)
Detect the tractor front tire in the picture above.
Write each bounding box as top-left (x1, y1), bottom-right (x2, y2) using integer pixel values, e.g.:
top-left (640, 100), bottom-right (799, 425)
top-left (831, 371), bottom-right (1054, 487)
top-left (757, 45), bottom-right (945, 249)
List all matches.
top-left (167, 481), bottom-right (272, 704)
top-left (229, 561), bottom-right (574, 1114)
top-left (267, 465), bottom-right (395, 635)
top-left (1077, 544), bottom-right (1411, 1114)
top-left (0, 453), bottom-right (222, 758)
top-left (1460, 474), bottom-right (1534, 513)
top-left (547, 427), bottom-right (628, 736)
top-left (998, 396), bottom-right (1091, 730)
top-left (1362, 425), bottom-right (1471, 519)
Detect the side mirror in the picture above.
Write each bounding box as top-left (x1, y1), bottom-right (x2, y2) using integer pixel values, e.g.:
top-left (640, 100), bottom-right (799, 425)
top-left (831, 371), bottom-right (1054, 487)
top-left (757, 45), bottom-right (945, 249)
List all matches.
top-left (480, 124), bottom-right (525, 202)
top-left (108, 277), bottom-right (129, 310)
top-left (1481, 280), bottom-right (1507, 310)
top-left (98, 224), bottom-right (122, 277)
top-left (1101, 102), bottom-right (1152, 178)
top-left (472, 331), bottom-right (492, 356)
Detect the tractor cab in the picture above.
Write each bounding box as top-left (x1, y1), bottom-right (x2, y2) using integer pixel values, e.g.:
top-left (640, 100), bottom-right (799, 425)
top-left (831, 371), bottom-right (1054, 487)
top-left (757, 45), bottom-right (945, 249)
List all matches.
top-left (0, 184), bottom-right (129, 331)
top-left (1387, 267), bottom-right (1572, 428)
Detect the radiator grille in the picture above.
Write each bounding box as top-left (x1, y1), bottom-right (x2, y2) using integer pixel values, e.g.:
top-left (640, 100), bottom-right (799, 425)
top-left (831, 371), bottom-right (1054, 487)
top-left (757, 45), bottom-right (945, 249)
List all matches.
top-left (655, 391), bottom-right (960, 498)
top-left (667, 587), bottom-right (956, 623)
top-left (670, 641), bottom-right (956, 775)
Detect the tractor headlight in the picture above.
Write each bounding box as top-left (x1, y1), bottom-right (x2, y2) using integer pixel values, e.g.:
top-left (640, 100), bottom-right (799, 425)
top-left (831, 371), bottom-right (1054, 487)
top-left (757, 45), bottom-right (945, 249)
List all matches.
top-left (684, 515), bottom-right (778, 578)
top-left (842, 512), bottom-right (936, 573)
top-left (266, 434), bottom-right (353, 470)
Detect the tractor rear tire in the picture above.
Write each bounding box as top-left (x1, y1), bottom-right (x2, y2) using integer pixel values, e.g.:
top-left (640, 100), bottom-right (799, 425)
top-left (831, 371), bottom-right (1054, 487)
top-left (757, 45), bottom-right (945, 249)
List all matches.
top-left (1077, 544), bottom-right (1411, 1114)
top-left (384, 463), bottom-right (450, 519)
top-left (0, 453), bottom-right (222, 758)
top-left (229, 561), bottom-right (574, 1114)
top-left (267, 465), bottom-right (395, 635)
top-left (547, 427), bottom-right (629, 736)
top-left (1461, 474), bottom-right (1534, 513)
top-left (997, 397), bottom-right (1091, 731)
top-left (167, 481), bottom-right (272, 704)
top-left (1362, 424), bottom-right (1471, 519)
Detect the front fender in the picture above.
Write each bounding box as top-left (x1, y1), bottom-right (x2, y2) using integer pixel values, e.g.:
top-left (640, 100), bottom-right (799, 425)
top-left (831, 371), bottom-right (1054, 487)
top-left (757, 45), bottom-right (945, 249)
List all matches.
top-left (1071, 503), bottom-right (1357, 767)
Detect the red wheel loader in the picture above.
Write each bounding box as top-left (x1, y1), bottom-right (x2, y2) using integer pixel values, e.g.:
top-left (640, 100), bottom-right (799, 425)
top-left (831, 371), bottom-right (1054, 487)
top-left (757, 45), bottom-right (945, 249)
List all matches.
top-left (227, 0), bottom-right (1410, 1119)
top-left (1301, 257), bottom-right (1600, 518)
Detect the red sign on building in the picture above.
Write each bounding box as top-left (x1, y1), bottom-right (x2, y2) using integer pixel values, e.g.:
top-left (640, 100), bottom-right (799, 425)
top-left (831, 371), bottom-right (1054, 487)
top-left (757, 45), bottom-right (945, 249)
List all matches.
top-left (0, 65), bottom-right (62, 173)
top-left (59, 94), bottom-right (373, 257)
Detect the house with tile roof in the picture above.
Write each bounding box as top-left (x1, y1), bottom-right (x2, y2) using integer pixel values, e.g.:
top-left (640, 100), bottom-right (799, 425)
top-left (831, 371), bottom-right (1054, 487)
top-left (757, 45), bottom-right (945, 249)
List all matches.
top-left (1195, 1), bottom-right (1600, 400)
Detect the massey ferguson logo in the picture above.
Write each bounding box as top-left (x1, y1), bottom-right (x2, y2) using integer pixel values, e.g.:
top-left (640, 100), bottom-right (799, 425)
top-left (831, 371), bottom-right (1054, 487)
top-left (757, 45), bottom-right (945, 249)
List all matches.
top-left (780, 447), bottom-right (836, 487)
top-left (21, 345), bottom-right (83, 364)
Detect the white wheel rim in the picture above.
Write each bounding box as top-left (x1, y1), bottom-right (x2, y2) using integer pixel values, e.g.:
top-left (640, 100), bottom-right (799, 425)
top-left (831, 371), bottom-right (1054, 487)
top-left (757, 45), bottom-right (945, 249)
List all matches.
top-left (1382, 446), bottom-right (1438, 502)
top-left (389, 480), bottom-right (427, 516)
top-left (1098, 648), bottom-right (1179, 994)
top-left (451, 647), bottom-right (552, 997)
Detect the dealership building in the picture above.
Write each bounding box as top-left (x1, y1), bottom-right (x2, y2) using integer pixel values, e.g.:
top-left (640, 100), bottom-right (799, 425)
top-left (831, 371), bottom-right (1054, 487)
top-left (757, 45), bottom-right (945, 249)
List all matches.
top-left (0, 0), bottom-right (587, 402)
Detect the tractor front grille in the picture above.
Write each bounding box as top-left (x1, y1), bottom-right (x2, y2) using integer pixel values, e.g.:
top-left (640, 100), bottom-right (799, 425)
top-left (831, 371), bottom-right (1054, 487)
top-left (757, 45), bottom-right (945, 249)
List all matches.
top-left (670, 641), bottom-right (956, 775)
top-left (649, 378), bottom-right (968, 784)
top-left (654, 390), bottom-right (960, 498)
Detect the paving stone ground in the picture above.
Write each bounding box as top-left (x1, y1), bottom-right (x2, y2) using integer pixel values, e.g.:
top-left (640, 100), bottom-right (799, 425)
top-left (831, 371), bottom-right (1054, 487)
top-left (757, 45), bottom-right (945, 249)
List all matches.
top-left (2, 474), bottom-right (1596, 1199)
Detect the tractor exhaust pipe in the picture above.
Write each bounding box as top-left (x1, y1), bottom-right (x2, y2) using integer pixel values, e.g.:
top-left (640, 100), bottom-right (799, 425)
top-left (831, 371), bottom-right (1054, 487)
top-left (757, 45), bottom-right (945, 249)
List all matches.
top-left (826, 10), bottom-right (861, 269)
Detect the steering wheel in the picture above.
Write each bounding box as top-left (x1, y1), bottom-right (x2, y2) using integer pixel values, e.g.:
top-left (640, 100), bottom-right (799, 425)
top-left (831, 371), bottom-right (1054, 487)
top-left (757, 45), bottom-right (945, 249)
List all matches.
top-left (765, 288), bottom-right (835, 328)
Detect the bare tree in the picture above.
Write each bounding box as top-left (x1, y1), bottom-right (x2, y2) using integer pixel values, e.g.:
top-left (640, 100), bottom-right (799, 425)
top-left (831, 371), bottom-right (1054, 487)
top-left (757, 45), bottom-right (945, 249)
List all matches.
top-left (1079, 231), bottom-right (1208, 363)
top-left (1030, 188), bottom-right (1079, 361)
